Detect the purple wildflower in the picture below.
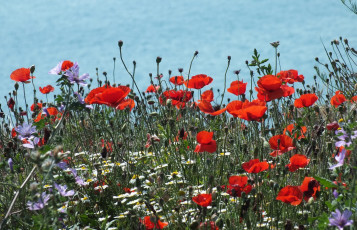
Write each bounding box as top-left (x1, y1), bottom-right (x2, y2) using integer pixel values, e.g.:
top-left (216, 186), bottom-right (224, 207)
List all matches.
top-left (330, 148), bottom-right (346, 170)
top-left (8, 158), bottom-right (13, 172)
top-left (64, 63), bottom-right (90, 86)
top-left (54, 183), bottom-right (75, 196)
top-left (57, 161), bottom-right (68, 170)
top-left (335, 128), bottom-right (357, 148)
top-left (74, 92), bottom-right (93, 109)
top-left (329, 209), bottom-right (353, 230)
top-left (27, 192), bottom-right (51, 211)
top-left (15, 122), bottom-right (37, 140)
top-left (49, 61), bottom-right (63, 75)
top-left (70, 168), bottom-right (87, 186)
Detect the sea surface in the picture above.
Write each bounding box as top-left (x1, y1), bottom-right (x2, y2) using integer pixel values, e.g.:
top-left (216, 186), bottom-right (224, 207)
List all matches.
top-left (1, 0), bottom-right (356, 106)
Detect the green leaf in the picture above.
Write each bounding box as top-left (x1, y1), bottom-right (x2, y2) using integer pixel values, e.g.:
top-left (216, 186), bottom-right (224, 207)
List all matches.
top-left (314, 176), bottom-right (337, 188)
top-left (39, 145), bottom-right (52, 154)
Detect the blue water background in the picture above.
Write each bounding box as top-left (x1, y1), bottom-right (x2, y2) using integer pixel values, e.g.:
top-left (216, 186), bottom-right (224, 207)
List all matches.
top-left (0, 0), bottom-right (356, 106)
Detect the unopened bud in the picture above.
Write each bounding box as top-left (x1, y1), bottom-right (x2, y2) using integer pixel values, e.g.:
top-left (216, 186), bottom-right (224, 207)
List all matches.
top-left (118, 40), bottom-right (123, 48)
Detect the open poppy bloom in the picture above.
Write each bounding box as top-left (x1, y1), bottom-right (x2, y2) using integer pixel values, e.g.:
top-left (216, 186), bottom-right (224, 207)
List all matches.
top-left (277, 69), bottom-right (304, 84)
top-left (39, 85), bottom-right (55, 94)
top-left (255, 75), bottom-right (295, 101)
top-left (49, 60), bottom-right (74, 75)
top-left (198, 90), bottom-right (214, 103)
top-left (139, 216), bottom-right (168, 229)
top-left (331, 91), bottom-right (346, 108)
top-left (34, 107), bottom-right (62, 123)
top-left (286, 154), bottom-right (310, 172)
top-left (226, 99), bottom-right (267, 121)
top-left (276, 185), bottom-right (303, 206)
top-left (197, 90), bottom-right (226, 116)
top-left (170, 76), bottom-right (185, 85)
top-left (10, 68), bottom-right (35, 83)
top-left (294, 93), bottom-right (318, 108)
top-left (85, 85), bottom-right (135, 111)
top-left (300, 177), bottom-right (320, 201)
top-left (242, 159), bottom-right (269, 173)
top-left (227, 80), bottom-right (247, 96)
top-left (225, 175), bottom-right (252, 197)
top-left (159, 90), bottom-right (193, 109)
top-left (194, 131), bottom-right (217, 153)
top-left (31, 103), bottom-right (43, 112)
top-left (269, 134), bottom-right (295, 157)
top-left (192, 194), bottom-right (212, 207)
top-left (283, 123), bottom-right (307, 140)
top-left (184, 74), bottom-right (213, 89)
top-left (146, 85), bottom-right (160, 93)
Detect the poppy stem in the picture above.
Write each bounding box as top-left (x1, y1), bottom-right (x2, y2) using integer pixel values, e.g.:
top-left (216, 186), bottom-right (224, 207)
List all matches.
top-left (22, 83), bottom-right (29, 122)
top-left (220, 58), bottom-right (230, 107)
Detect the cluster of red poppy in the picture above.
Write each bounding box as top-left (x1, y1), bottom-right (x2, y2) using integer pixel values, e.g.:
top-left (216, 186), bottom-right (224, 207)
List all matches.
top-left (222, 175), bottom-right (252, 197)
top-left (276, 177), bottom-right (320, 205)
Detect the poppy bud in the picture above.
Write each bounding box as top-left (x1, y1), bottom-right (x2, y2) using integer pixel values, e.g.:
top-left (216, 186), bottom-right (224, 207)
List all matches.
top-left (118, 40), bottom-right (123, 48)
top-left (227, 56), bottom-right (231, 61)
top-left (178, 68), bottom-right (183, 73)
top-left (30, 65), bottom-right (35, 74)
top-left (156, 56), bottom-right (162, 64)
top-left (194, 50), bottom-right (199, 56)
top-left (234, 70), bottom-right (241, 75)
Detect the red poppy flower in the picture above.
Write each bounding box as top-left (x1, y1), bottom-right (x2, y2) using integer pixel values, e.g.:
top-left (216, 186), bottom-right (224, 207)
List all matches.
top-left (225, 175), bottom-right (252, 197)
top-left (286, 154), bottom-right (310, 172)
top-left (11, 128), bottom-right (17, 138)
top-left (198, 90), bottom-right (214, 103)
top-left (116, 98), bottom-right (135, 111)
top-left (10, 68), bottom-right (35, 83)
top-left (139, 216), bottom-right (168, 230)
top-left (283, 124), bottom-right (307, 139)
top-left (85, 85), bottom-right (111, 104)
top-left (194, 131), bottom-right (217, 153)
top-left (39, 85), bottom-right (55, 94)
top-left (226, 99), bottom-right (267, 121)
top-left (184, 74), bottom-right (213, 89)
top-left (242, 159), bottom-right (269, 173)
top-left (351, 95), bottom-right (357, 102)
top-left (277, 69), bottom-right (304, 84)
top-left (159, 90), bottom-right (193, 109)
top-left (146, 85), bottom-right (160, 93)
top-left (197, 90), bottom-right (226, 116)
top-left (7, 97), bottom-right (15, 111)
top-left (300, 177), bottom-right (320, 201)
top-left (327, 121), bottom-right (340, 131)
top-left (294, 93), bottom-right (318, 108)
top-left (34, 107), bottom-right (61, 123)
top-left (255, 75), bottom-right (294, 101)
top-left (276, 185), bottom-right (303, 206)
top-left (227, 80), bottom-right (247, 96)
top-left (170, 76), bottom-right (185, 85)
top-left (61, 60), bottom-right (74, 71)
top-left (85, 86), bottom-right (134, 111)
top-left (269, 134), bottom-right (295, 157)
top-left (192, 194), bottom-right (212, 207)
top-left (89, 86), bottom-right (130, 107)
top-left (198, 101), bottom-right (226, 116)
top-left (31, 103), bottom-right (43, 112)
top-left (330, 91), bottom-right (346, 108)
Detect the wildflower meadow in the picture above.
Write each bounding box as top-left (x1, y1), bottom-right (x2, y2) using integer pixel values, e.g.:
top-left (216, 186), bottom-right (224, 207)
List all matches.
top-left (1, 7), bottom-right (357, 230)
